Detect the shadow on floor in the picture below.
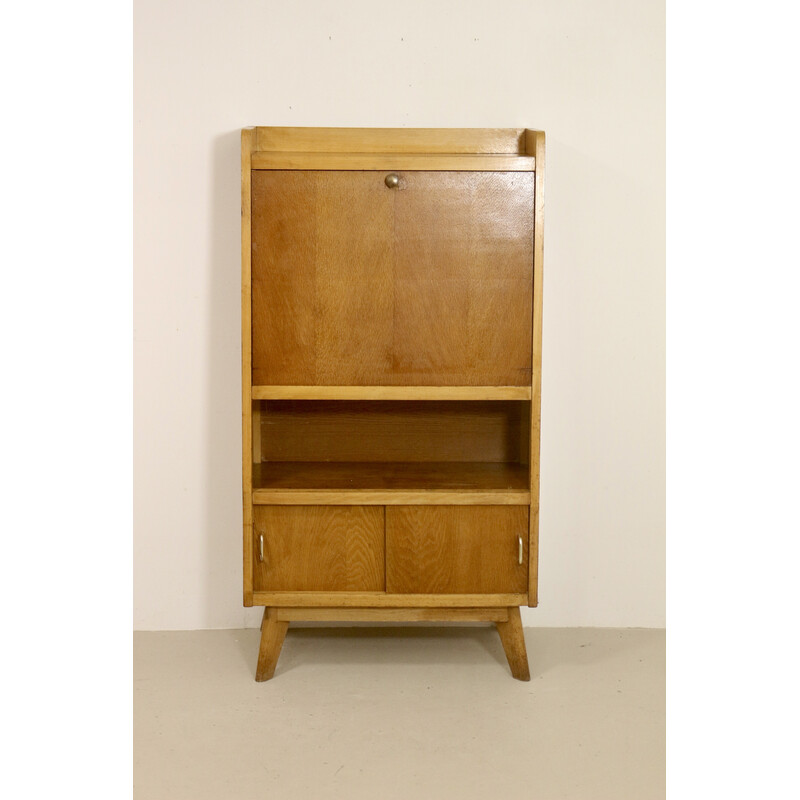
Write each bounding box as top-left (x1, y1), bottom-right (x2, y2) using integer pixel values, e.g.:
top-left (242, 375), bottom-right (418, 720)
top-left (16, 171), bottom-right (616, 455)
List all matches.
top-left (226, 625), bottom-right (663, 681)
top-left (232, 624), bottom-right (510, 678)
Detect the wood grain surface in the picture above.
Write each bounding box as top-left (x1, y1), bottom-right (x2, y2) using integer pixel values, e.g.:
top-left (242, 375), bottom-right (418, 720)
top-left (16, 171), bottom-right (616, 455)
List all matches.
top-left (241, 128), bottom-right (255, 605)
top-left (496, 606), bottom-right (531, 680)
top-left (251, 171), bottom-right (393, 385)
top-left (251, 170), bottom-right (533, 386)
top-left (253, 506), bottom-right (385, 592)
top-left (254, 127), bottom-right (528, 154)
top-left (258, 400), bottom-right (524, 463)
top-left (250, 153), bottom-right (534, 170)
top-left (251, 385), bottom-right (531, 400)
top-left (255, 607), bottom-right (289, 681)
top-left (527, 130), bottom-right (546, 607)
top-left (386, 506), bottom-right (529, 594)
top-left (392, 172), bottom-right (533, 386)
top-left (273, 607), bottom-right (510, 622)
top-left (250, 591), bottom-right (528, 608)
top-left (253, 490), bottom-right (530, 505)
top-left (253, 461), bottom-right (529, 495)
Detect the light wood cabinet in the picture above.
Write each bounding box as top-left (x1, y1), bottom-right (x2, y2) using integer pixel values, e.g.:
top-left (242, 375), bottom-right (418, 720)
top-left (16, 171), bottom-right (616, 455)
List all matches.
top-left (242, 127), bottom-right (545, 681)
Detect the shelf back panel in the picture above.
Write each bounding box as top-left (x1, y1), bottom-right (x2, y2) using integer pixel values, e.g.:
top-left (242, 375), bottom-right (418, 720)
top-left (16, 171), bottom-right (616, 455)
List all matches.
top-left (258, 400), bottom-right (527, 463)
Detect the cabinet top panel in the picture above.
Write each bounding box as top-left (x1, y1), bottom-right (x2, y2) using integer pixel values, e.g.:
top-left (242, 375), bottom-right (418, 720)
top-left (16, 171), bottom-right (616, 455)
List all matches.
top-left (245, 126), bottom-right (543, 156)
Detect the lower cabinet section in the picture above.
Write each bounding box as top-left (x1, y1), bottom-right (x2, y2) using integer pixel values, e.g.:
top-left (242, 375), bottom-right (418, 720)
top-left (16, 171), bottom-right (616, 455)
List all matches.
top-left (386, 506), bottom-right (529, 594)
top-left (252, 504), bottom-right (528, 595)
top-left (253, 506), bottom-right (385, 592)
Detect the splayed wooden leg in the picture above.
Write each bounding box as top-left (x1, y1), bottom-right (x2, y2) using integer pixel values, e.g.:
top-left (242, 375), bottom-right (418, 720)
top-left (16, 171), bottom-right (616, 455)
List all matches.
top-left (495, 606), bottom-right (530, 681)
top-left (255, 607), bottom-right (289, 682)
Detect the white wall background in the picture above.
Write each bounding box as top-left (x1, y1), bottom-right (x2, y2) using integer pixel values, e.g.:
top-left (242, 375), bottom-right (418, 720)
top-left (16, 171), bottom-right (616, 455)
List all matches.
top-left (134, 0), bottom-right (665, 630)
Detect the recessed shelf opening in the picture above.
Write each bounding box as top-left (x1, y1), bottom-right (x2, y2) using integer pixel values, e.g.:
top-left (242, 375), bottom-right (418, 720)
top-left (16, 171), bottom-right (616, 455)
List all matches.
top-left (251, 399), bottom-right (531, 502)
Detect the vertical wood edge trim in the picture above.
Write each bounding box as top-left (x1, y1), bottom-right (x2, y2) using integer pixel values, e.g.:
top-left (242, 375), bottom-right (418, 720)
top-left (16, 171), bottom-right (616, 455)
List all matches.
top-left (381, 506), bottom-right (387, 592)
top-left (252, 400), bottom-right (262, 464)
top-left (528, 130), bottom-right (545, 607)
top-left (242, 128), bottom-right (255, 601)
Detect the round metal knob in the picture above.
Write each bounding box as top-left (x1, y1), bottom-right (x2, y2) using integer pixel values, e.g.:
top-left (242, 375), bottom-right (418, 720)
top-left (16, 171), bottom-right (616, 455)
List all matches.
top-left (384, 173), bottom-right (400, 188)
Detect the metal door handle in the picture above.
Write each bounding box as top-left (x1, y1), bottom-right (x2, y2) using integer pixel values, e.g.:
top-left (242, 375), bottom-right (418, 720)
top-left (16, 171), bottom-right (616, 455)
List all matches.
top-left (384, 173), bottom-right (400, 188)
top-left (258, 534), bottom-right (264, 563)
top-left (518, 535), bottom-right (524, 565)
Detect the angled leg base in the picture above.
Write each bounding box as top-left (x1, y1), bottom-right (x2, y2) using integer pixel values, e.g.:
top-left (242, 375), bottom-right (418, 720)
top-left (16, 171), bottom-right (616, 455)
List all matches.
top-left (495, 606), bottom-right (531, 681)
top-left (254, 605), bottom-right (530, 681)
top-left (255, 607), bottom-right (289, 682)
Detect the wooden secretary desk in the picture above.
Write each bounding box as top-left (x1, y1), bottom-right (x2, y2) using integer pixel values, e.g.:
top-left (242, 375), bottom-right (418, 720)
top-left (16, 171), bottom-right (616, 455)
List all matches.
top-left (242, 127), bottom-right (545, 681)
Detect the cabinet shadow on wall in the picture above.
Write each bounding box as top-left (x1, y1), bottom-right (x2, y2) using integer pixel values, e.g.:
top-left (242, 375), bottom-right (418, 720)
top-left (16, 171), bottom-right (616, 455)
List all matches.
top-left (205, 130), bottom-right (263, 632)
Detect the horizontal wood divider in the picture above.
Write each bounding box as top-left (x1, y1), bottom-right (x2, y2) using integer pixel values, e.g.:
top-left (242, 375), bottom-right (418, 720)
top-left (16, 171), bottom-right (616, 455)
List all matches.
top-left (275, 607), bottom-right (510, 622)
top-left (251, 385), bottom-right (532, 401)
top-left (251, 489), bottom-right (532, 505)
top-left (252, 592), bottom-right (528, 608)
top-left (250, 152), bottom-right (535, 171)
top-left (254, 127), bottom-right (529, 154)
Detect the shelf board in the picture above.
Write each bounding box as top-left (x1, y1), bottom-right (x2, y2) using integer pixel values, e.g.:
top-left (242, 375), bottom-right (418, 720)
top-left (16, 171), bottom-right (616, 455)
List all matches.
top-left (251, 592), bottom-right (529, 608)
top-left (252, 462), bottom-right (530, 505)
top-left (274, 607), bottom-right (510, 622)
top-left (250, 152), bottom-right (535, 171)
top-left (251, 385), bottom-right (531, 401)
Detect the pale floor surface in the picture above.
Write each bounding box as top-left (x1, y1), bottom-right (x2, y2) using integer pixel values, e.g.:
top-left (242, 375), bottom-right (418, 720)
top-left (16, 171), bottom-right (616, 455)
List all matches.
top-left (134, 626), bottom-right (665, 800)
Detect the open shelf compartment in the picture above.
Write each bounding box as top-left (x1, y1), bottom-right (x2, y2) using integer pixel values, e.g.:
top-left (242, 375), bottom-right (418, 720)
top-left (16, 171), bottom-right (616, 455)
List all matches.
top-left (251, 399), bottom-right (531, 504)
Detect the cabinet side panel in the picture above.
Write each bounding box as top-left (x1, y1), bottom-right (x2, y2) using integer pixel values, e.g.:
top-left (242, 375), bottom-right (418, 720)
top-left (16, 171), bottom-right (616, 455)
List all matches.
top-left (242, 129), bottom-right (255, 605)
top-left (528, 131), bottom-right (545, 607)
